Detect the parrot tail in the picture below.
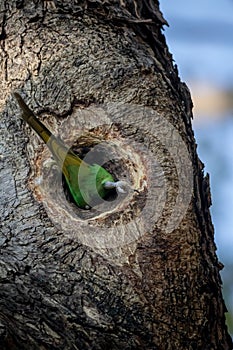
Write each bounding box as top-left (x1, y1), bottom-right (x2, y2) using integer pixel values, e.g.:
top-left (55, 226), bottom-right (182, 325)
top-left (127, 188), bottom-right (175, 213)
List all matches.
top-left (14, 92), bottom-right (84, 174)
top-left (14, 92), bottom-right (52, 144)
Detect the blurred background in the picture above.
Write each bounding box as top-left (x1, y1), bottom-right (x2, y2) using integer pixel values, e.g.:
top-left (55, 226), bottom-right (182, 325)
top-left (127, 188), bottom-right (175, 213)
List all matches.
top-left (160, 0), bottom-right (233, 335)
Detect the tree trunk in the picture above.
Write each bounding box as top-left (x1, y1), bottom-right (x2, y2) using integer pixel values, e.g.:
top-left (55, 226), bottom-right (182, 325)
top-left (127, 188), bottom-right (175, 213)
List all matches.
top-left (0, 1), bottom-right (232, 349)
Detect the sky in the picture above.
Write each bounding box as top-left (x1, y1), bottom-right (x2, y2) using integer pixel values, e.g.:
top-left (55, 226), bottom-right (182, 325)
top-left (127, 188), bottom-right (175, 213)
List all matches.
top-left (160, 0), bottom-right (233, 260)
top-left (160, 0), bottom-right (233, 334)
top-left (160, 0), bottom-right (233, 88)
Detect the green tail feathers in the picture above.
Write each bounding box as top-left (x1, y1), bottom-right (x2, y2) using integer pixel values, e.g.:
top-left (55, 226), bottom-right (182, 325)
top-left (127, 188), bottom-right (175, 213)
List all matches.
top-left (14, 92), bottom-right (52, 145)
top-left (14, 92), bottom-right (115, 209)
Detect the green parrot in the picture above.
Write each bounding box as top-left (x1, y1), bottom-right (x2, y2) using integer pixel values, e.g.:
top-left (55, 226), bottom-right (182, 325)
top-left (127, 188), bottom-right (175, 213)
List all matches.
top-left (14, 92), bottom-right (126, 209)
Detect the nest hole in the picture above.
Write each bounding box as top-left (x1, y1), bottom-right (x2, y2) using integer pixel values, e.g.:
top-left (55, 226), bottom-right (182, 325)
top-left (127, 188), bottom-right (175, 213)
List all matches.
top-left (36, 123), bottom-right (149, 224)
top-left (62, 132), bottom-right (131, 212)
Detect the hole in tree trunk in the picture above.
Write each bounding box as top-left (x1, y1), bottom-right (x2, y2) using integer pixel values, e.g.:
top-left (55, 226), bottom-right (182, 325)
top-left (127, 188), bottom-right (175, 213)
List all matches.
top-left (31, 122), bottom-right (150, 223)
top-left (61, 131), bottom-right (131, 210)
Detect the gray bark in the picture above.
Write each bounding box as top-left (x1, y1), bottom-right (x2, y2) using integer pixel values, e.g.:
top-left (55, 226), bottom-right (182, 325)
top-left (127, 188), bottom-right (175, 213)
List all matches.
top-left (0, 1), bottom-right (232, 349)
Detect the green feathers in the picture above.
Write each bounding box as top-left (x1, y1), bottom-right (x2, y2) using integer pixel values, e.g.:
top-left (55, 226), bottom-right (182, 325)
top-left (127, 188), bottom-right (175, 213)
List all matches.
top-left (14, 93), bottom-right (115, 209)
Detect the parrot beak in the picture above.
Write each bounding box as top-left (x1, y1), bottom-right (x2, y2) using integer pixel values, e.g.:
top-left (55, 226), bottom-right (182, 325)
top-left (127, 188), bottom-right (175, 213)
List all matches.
top-left (104, 181), bottom-right (140, 195)
top-left (103, 181), bottom-right (128, 194)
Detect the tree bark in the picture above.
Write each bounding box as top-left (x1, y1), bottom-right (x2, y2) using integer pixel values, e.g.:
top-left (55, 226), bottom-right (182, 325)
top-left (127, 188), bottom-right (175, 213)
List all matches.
top-left (0, 1), bottom-right (232, 349)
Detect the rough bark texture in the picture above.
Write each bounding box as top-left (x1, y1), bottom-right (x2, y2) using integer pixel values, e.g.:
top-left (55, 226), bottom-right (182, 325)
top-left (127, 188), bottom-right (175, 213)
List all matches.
top-left (0, 1), bottom-right (232, 349)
